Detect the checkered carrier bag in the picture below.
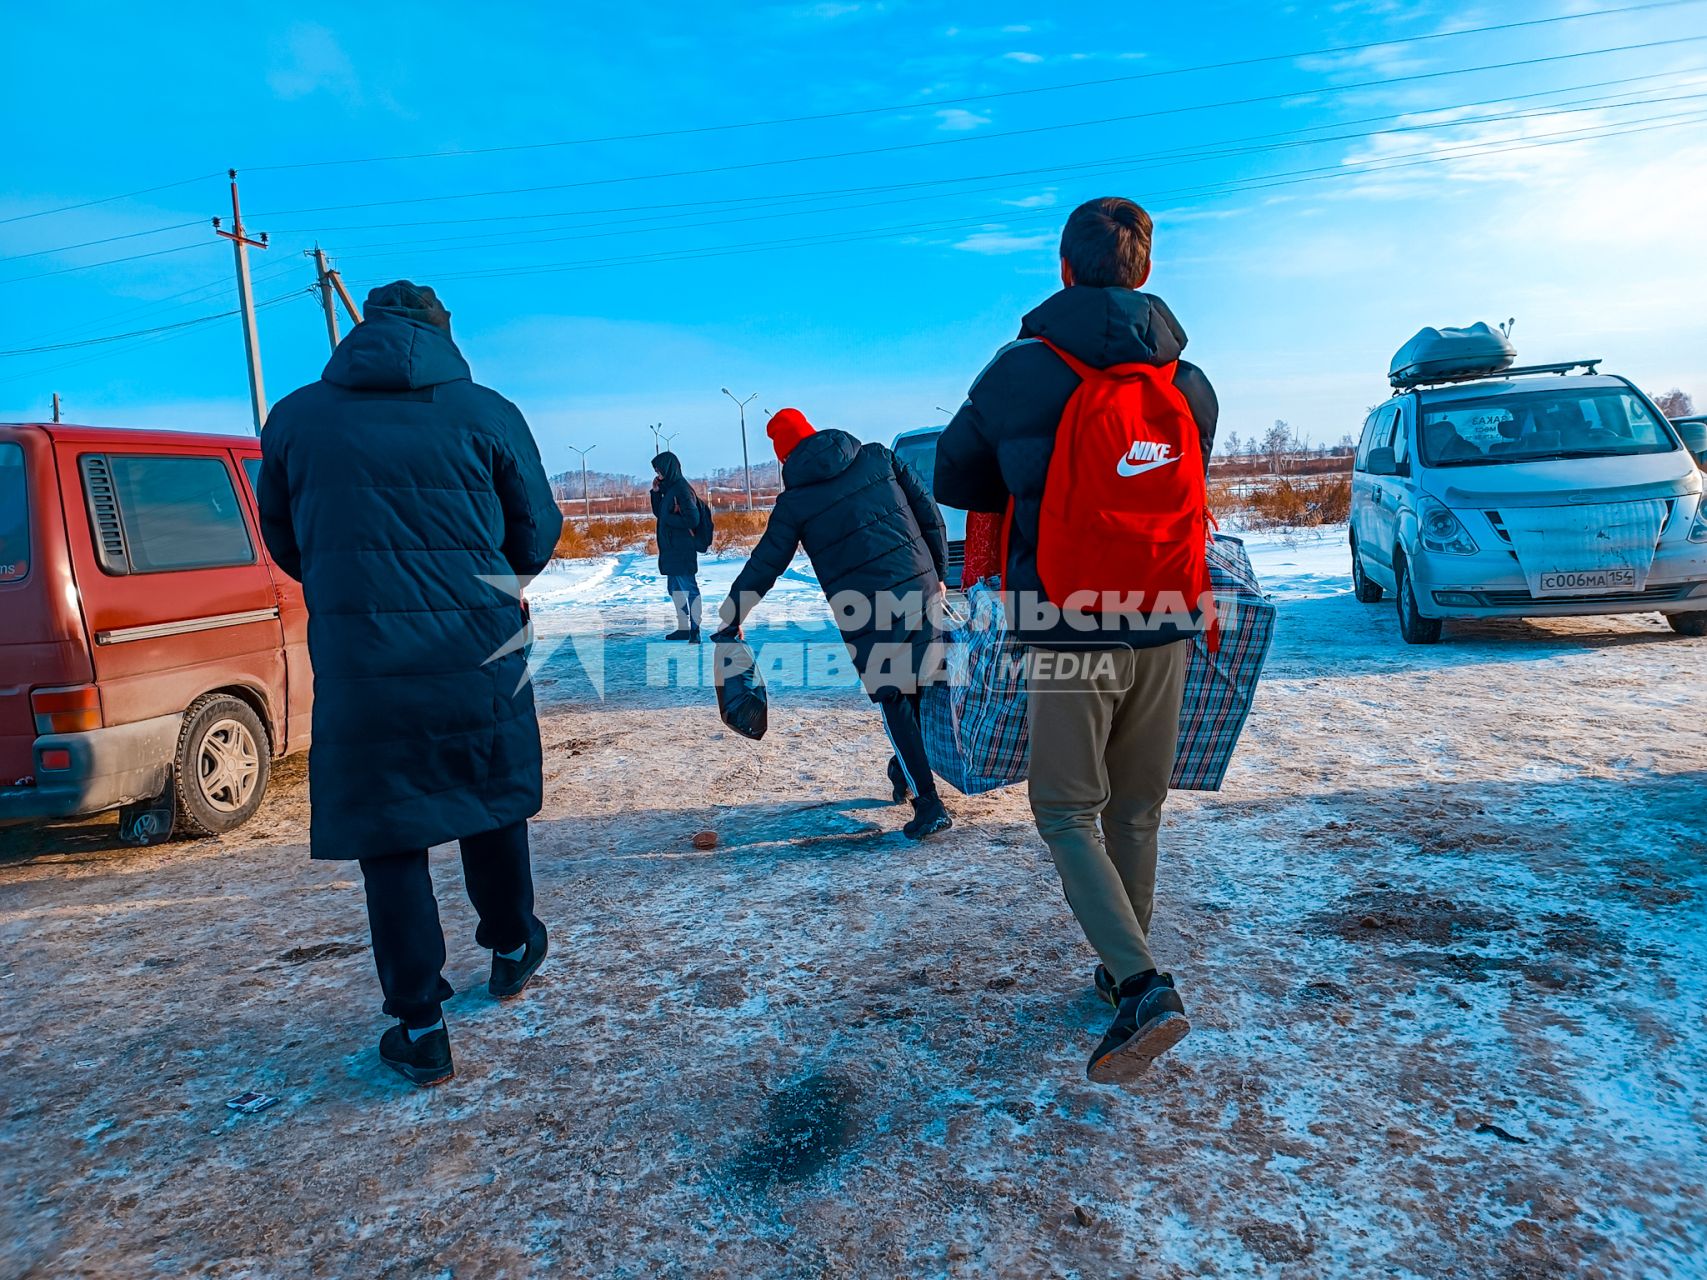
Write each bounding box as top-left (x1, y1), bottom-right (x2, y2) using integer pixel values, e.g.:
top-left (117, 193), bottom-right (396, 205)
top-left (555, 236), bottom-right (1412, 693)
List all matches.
top-left (921, 536), bottom-right (1273, 796)
top-left (921, 579), bottom-right (1029, 796)
top-left (1170, 534), bottom-right (1274, 791)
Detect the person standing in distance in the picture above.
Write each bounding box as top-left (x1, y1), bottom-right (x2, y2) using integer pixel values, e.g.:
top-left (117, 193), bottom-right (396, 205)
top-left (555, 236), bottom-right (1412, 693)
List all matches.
top-left (258, 281), bottom-right (564, 1086)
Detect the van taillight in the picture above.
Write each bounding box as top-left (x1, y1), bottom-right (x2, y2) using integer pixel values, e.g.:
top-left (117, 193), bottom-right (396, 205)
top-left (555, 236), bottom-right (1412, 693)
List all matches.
top-left (31, 686), bottom-right (101, 734)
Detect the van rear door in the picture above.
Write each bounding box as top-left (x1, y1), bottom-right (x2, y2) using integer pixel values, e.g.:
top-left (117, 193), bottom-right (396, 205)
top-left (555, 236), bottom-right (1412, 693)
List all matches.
top-left (0, 428), bottom-right (95, 786)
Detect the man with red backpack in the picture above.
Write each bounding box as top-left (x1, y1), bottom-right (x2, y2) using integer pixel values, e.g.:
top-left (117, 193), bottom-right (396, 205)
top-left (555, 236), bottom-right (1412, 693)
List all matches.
top-left (934, 197), bottom-right (1218, 1083)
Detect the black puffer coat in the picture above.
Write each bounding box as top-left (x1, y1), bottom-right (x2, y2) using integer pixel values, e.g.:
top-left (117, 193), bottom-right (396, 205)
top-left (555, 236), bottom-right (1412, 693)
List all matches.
top-left (649, 451), bottom-right (702, 576)
top-left (724, 430), bottom-right (947, 700)
top-left (257, 308), bottom-right (564, 857)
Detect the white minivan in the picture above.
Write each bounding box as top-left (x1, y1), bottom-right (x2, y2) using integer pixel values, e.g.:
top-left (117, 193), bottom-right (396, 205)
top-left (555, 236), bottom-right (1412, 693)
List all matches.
top-left (1349, 359), bottom-right (1707, 643)
top-left (891, 425), bottom-right (967, 587)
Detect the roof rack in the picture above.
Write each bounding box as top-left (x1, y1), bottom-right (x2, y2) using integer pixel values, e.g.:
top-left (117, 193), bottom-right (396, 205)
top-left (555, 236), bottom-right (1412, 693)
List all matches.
top-left (1395, 357), bottom-right (1601, 392)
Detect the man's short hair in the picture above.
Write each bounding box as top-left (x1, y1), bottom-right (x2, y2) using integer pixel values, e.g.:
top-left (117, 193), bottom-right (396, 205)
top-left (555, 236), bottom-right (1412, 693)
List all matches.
top-left (1059, 197), bottom-right (1153, 289)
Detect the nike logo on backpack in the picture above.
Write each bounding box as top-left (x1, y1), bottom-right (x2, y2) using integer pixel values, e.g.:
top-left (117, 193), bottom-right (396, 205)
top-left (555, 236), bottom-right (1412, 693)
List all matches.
top-left (1116, 440), bottom-right (1178, 477)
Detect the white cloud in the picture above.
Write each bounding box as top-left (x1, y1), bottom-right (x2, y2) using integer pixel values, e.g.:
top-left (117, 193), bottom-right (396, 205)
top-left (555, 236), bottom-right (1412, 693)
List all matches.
top-left (1000, 190), bottom-right (1058, 209)
top-left (267, 23), bottom-right (362, 104)
top-left (935, 108), bottom-right (991, 132)
top-left (953, 229), bottom-right (1056, 255)
top-left (1002, 51), bottom-right (1044, 64)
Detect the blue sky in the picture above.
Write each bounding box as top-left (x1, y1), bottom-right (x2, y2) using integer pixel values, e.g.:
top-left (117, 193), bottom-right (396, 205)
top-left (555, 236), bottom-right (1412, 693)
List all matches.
top-left (3, 1), bottom-right (1705, 478)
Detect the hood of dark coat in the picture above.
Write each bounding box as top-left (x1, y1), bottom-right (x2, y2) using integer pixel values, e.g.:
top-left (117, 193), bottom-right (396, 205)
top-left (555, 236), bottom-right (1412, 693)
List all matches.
top-left (652, 451), bottom-right (685, 486)
top-left (782, 428), bottom-right (860, 488)
top-left (322, 307), bottom-right (473, 391)
top-left (1019, 286), bottom-right (1187, 370)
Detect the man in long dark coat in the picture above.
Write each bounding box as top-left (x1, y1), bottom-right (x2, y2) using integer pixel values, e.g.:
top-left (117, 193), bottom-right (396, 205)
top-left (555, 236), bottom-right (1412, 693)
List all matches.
top-left (715, 408), bottom-right (953, 839)
top-left (258, 281), bottom-right (564, 1086)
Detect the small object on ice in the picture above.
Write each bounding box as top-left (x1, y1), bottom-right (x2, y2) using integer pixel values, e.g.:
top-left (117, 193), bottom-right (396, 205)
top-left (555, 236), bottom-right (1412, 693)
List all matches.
top-left (692, 829), bottom-right (719, 850)
top-left (225, 1091), bottom-right (279, 1115)
top-left (1474, 1121), bottom-right (1526, 1144)
top-left (1073, 1204), bottom-right (1095, 1227)
top-left (1359, 915), bottom-right (1381, 929)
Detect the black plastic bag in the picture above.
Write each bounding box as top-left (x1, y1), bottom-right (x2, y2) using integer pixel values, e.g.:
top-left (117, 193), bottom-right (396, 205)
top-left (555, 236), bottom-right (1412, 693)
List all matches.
top-left (714, 639), bottom-right (768, 740)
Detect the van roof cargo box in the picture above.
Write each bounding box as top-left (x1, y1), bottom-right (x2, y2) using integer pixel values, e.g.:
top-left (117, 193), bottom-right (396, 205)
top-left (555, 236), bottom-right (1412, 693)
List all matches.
top-left (1389, 323), bottom-right (1516, 389)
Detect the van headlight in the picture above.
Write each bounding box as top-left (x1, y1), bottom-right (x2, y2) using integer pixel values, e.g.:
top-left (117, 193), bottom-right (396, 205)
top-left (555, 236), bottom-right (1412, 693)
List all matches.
top-left (1420, 497), bottom-right (1478, 554)
top-left (1690, 496), bottom-right (1707, 544)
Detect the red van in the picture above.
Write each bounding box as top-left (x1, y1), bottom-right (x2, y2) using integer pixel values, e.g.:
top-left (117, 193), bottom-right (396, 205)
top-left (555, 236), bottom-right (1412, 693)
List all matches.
top-left (0, 422), bottom-right (309, 843)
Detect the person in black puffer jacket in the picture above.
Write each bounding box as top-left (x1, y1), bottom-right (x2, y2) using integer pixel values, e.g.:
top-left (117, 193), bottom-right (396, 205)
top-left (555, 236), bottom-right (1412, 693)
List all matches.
top-left (715, 408), bottom-right (953, 839)
top-left (258, 281), bottom-right (563, 1087)
top-left (650, 450), bottom-right (705, 642)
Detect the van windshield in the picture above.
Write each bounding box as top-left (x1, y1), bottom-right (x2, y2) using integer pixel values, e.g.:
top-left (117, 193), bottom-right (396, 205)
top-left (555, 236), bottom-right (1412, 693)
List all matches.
top-left (1419, 386), bottom-right (1676, 467)
top-left (0, 443), bottom-right (26, 582)
top-left (893, 435), bottom-right (939, 495)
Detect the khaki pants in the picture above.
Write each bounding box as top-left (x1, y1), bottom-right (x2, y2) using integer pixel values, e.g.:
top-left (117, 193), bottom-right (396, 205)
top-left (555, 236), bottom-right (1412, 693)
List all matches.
top-left (1025, 642), bottom-right (1187, 985)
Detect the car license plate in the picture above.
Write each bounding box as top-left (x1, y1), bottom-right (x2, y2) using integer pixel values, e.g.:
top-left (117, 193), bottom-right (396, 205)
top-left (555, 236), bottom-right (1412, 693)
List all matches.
top-left (1533, 568), bottom-right (1640, 596)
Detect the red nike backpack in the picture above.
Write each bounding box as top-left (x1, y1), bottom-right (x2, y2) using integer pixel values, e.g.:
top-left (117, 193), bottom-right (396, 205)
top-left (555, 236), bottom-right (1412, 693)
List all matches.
top-left (1033, 338), bottom-right (1213, 636)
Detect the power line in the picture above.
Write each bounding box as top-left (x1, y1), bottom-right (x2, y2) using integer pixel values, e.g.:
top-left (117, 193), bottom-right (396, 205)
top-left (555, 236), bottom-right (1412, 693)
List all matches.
top-left (0, 290), bottom-right (305, 389)
top-left (0, 172), bottom-right (223, 228)
top-left (0, 220), bottom-right (208, 265)
top-left (242, 0), bottom-right (1707, 172)
top-left (258, 66), bottom-right (1707, 240)
top-left (0, 239), bottom-right (211, 287)
top-left (373, 111), bottom-right (1707, 287)
top-left (247, 35), bottom-right (1707, 220)
top-left (318, 86), bottom-right (1707, 265)
top-left (0, 290), bottom-right (308, 356)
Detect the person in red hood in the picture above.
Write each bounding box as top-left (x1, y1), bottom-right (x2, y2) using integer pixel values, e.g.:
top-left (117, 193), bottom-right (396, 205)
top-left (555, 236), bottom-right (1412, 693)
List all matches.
top-left (715, 408), bottom-right (954, 839)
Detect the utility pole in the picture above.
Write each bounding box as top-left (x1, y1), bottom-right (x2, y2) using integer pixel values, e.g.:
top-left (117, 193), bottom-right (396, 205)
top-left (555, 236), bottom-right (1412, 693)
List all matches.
top-left (721, 388), bottom-right (759, 510)
top-left (647, 422), bottom-right (663, 454)
top-left (328, 268), bottom-right (362, 326)
top-left (566, 444), bottom-right (596, 520)
top-left (659, 429), bottom-right (679, 453)
top-left (309, 246), bottom-right (340, 351)
top-left (51, 393), bottom-right (61, 424)
top-left (213, 169), bottom-right (269, 435)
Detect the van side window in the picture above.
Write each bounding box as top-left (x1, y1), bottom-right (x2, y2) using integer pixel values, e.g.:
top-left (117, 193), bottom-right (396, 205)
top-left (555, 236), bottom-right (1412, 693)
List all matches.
top-left (1391, 404), bottom-right (1411, 469)
top-left (1354, 411), bottom-right (1381, 471)
top-left (0, 442), bottom-right (28, 582)
top-left (85, 454), bottom-right (256, 574)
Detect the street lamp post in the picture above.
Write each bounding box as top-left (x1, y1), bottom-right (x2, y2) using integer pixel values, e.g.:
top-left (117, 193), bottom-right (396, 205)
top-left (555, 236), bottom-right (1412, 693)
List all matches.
top-left (721, 388), bottom-right (759, 511)
top-left (567, 443), bottom-right (596, 520)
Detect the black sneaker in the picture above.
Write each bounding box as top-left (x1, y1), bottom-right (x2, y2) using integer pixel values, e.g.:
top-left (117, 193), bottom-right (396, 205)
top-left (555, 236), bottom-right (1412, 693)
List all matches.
top-left (1087, 972), bottom-right (1191, 1084)
top-left (378, 1021), bottom-right (454, 1087)
top-left (664, 628), bottom-right (693, 641)
top-left (887, 756), bottom-right (911, 804)
top-left (1093, 964), bottom-right (1119, 1009)
top-left (688, 627), bottom-right (703, 645)
top-left (903, 794), bottom-right (952, 840)
top-left (489, 919), bottom-right (549, 1000)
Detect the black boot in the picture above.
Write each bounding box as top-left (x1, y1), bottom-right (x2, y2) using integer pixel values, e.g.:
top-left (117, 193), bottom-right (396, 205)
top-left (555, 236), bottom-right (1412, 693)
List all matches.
top-left (664, 628), bottom-right (693, 641)
top-left (886, 756), bottom-right (911, 804)
top-left (688, 625), bottom-right (702, 645)
top-left (489, 919), bottom-right (549, 1000)
top-left (1087, 971), bottom-right (1190, 1084)
top-left (903, 793), bottom-right (952, 840)
top-left (378, 1021), bottom-right (454, 1087)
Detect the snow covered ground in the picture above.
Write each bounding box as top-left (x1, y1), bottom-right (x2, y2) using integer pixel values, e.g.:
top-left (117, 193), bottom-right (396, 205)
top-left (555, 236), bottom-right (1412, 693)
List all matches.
top-left (2, 525), bottom-right (1704, 1278)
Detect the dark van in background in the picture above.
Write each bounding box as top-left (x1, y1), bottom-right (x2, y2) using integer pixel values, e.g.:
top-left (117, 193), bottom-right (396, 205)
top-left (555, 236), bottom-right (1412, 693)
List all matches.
top-left (0, 422), bottom-right (309, 843)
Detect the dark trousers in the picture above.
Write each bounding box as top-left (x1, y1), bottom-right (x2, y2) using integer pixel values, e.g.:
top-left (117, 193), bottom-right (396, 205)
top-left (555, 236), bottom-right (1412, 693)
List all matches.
top-left (879, 690), bottom-right (937, 802)
top-left (667, 573), bottom-right (702, 631)
top-left (358, 820), bottom-right (539, 1028)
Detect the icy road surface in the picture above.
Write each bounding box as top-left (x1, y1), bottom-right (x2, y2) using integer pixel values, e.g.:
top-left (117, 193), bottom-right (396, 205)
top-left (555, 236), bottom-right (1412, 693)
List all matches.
top-left (2, 527), bottom-right (1703, 1278)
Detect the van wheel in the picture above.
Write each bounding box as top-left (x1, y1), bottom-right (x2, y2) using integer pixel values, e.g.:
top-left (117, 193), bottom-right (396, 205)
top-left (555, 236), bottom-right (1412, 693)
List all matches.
top-left (173, 694), bottom-right (270, 836)
top-left (1351, 536), bottom-right (1383, 603)
top-left (1666, 611), bottom-right (1707, 637)
top-left (1396, 555), bottom-right (1442, 645)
